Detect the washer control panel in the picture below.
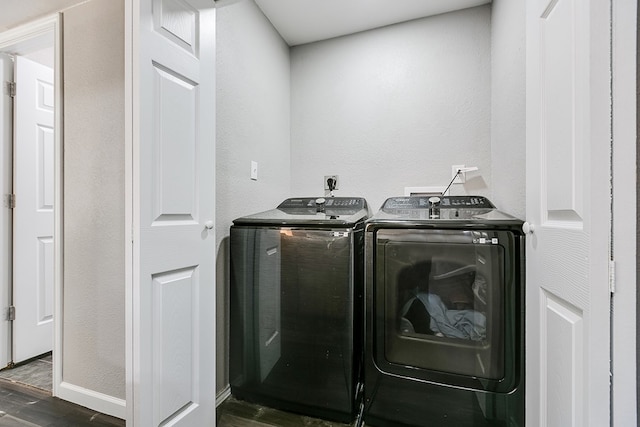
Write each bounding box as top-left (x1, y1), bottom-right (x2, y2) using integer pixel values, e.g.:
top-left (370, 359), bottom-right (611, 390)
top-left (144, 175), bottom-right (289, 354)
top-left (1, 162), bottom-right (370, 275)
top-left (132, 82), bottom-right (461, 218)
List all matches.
top-left (277, 197), bottom-right (367, 215)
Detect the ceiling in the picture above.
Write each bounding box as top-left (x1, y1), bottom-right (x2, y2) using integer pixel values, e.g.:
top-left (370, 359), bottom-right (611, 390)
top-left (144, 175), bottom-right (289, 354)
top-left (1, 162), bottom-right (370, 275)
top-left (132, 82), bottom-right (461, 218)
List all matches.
top-left (0, 0), bottom-right (86, 32)
top-left (253, 0), bottom-right (492, 46)
top-left (2, 0), bottom-right (491, 45)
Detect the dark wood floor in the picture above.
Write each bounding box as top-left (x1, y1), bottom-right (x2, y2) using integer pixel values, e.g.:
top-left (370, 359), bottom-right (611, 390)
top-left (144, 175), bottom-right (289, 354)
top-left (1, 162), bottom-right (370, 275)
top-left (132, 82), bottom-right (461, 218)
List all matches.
top-left (0, 355), bottom-right (355, 427)
top-left (217, 396), bottom-right (360, 427)
top-left (0, 379), bottom-right (124, 427)
top-left (0, 354), bottom-right (53, 392)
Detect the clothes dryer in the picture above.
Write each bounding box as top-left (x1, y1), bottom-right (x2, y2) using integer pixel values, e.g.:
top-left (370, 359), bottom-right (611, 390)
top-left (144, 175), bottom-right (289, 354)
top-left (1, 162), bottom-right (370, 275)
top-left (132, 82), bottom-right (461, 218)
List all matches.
top-left (364, 196), bottom-right (524, 427)
top-left (230, 197), bottom-right (369, 423)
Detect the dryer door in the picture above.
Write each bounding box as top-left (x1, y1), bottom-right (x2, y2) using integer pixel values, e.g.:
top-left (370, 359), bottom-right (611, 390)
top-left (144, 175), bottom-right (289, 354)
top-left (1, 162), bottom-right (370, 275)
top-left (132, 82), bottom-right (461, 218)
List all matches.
top-left (372, 228), bottom-right (520, 392)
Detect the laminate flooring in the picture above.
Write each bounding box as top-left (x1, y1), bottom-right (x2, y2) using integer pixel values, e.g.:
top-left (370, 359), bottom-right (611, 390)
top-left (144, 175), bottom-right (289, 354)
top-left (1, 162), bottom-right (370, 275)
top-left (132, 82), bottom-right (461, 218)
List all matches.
top-left (0, 356), bottom-right (124, 427)
top-left (216, 396), bottom-right (361, 427)
top-left (0, 379), bottom-right (124, 427)
top-left (0, 357), bottom-right (358, 426)
top-left (0, 355), bottom-right (52, 393)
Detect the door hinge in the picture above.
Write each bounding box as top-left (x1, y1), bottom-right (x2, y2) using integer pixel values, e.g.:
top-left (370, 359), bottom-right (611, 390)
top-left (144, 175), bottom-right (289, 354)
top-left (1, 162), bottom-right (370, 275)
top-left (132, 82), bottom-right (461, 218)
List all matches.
top-left (609, 260), bottom-right (616, 294)
top-left (5, 81), bottom-right (15, 98)
top-left (4, 194), bottom-right (15, 209)
top-left (6, 306), bottom-right (15, 321)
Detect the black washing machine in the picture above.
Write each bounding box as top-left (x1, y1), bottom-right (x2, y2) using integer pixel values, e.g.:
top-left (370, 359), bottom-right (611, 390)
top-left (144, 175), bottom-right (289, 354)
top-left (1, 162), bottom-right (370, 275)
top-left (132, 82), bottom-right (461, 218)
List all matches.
top-left (229, 197), bottom-right (370, 423)
top-left (364, 196), bottom-right (524, 427)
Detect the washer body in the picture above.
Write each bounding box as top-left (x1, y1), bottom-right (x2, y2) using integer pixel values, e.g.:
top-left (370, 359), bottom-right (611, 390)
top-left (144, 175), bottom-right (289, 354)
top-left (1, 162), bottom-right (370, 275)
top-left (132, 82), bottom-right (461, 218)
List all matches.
top-left (229, 197), bottom-right (369, 423)
top-left (364, 196), bottom-right (524, 427)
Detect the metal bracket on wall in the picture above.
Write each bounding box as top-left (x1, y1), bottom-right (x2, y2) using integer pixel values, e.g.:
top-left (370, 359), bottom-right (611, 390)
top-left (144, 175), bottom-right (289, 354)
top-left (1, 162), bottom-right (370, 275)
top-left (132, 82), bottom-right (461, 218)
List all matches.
top-left (5, 306), bottom-right (15, 321)
top-left (5, 81), bottom-right (15, 98)
top-left (4, 194), bottom-right (15, 209)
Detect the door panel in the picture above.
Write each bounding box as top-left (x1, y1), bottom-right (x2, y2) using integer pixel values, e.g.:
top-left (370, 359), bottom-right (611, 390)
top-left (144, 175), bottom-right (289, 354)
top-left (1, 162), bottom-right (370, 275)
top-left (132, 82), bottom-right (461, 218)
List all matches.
top-left (541, 0), bottom-right (583, 218)
top-left (13, 55), bottom-right (54, 363)
top-left (526, 0), bottom-right (611, 425)
top-left (134, 0), bottom-right (216, 425)
top-left (151, 63), bottom-right (197, 222)
top-left (541, 291), bottom-right (584, 426)
top-left (152, 267), bottom-right (198, 425)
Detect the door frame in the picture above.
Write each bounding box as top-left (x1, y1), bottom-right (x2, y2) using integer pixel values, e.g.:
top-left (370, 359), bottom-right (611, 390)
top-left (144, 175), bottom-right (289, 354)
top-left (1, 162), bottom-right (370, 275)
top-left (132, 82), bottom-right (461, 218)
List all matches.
top-left (611, 0), bottom-right (637, 424)
top-left (0, 14), bottom-right (62, 392)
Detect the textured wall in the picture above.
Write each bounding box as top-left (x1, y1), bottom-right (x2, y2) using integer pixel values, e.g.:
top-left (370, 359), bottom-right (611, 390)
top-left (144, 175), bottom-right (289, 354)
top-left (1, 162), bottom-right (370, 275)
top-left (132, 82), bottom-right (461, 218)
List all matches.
top-left (290, 6), bottom-right (492, 211)
top-left (215, 0), bottom-right (291, 393)
top-left (215, 1), bottom-right (528, 395)
top-left (62, 0), bottom-right (125, 400)
top-left (490, 0), bottom-right (526, 219)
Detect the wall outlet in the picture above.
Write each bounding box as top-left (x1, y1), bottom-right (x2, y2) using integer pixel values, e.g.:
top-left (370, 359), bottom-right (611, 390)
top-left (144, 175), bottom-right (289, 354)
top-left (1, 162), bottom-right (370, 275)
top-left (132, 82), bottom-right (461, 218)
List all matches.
top-left (324, 175), bottom-right (339, 191)
top-left (451, 164), bottom-right (466, 184)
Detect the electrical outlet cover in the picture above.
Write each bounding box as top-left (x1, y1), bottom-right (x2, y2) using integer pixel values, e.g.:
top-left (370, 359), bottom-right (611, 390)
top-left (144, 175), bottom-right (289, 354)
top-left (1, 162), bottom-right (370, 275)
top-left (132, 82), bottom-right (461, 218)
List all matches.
top-left (451, 164), bottom-right (465, 184)
top-left (324, 175), bottom-right (339, 190)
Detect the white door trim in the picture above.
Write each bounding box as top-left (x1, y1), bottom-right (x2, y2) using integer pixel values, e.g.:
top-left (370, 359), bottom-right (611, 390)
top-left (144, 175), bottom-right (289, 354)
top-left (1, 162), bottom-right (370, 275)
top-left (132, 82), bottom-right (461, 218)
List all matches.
top-left (611, 0), bottom-right (637, 424)
top-left (0, 13), bottom-right (61, 391)
top-left (124, 0), bottom-right (134, 423)
top-left (0, 54), bottom-right (11, 371)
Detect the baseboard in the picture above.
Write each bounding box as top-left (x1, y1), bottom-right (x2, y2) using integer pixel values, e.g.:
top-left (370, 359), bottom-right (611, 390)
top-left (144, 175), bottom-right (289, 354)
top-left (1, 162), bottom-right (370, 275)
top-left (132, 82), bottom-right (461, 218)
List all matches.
top-left (56, 381), bottom-right (126, 420)
top-left (216, 384), bottom-right (231, 407)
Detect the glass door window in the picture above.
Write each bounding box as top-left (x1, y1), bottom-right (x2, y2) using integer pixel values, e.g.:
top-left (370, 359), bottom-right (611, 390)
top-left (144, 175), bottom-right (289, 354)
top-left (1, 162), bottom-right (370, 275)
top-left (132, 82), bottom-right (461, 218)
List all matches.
top-left (374, 229), bottom-right (515, 389)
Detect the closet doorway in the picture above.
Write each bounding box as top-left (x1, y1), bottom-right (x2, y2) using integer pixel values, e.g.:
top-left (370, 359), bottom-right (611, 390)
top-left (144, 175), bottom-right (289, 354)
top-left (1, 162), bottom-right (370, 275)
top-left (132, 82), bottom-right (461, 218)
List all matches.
top-left (0, 16), bottom-right (60, 394)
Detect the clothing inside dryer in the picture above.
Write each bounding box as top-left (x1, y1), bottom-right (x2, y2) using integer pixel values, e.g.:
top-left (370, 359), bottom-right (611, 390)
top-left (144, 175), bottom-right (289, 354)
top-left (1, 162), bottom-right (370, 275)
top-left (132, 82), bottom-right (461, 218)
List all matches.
top-left (399, 258), bottom-right (487, 340)
top-left (379, 230), bottom-right (505, 380)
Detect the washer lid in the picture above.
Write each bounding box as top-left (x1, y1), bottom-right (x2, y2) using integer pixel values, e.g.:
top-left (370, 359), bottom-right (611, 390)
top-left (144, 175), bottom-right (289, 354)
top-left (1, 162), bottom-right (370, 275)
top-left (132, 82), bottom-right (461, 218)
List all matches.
top-left (232, 197), bottom-right (370, 227)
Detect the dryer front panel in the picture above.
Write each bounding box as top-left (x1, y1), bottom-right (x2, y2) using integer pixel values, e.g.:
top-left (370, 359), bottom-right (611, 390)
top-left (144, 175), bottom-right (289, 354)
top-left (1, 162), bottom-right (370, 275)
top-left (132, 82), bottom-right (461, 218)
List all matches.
top-left (370, 228), bottom-right (520, 393)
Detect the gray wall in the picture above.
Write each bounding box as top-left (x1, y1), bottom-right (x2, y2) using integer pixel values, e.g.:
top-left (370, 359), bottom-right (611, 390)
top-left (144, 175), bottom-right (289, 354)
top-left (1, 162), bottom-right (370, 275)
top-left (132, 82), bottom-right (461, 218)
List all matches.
top-left (62, 0), bottom-right (125, 400)
top-left (215, 1), bottom-right (526, 395)
top-left (215, 0), bottom-right (291, 392)
top-left (290, 6), bottom-right (492, 211)
top-left (490, 0), bottom-right (526, 220)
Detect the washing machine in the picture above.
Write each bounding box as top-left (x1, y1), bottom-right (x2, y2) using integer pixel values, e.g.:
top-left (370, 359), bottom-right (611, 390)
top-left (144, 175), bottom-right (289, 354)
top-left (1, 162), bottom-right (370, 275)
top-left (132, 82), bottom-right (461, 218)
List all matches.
top-left (363, 195), bottom-right (524, 427)
top-left (229, 196), bottom-right (370, 423)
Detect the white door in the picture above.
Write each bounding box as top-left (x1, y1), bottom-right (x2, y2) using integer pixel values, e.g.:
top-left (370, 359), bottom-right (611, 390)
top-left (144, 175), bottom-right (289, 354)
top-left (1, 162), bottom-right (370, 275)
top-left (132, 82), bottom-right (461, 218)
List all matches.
top-left (525, 0), bottom-right (611, 426)
top-left (0, 53), bottom-right (12, 369)
top-left (12, 55), bottom-right (54, 364)
top-left (133, 0), bottom-right (216, 425)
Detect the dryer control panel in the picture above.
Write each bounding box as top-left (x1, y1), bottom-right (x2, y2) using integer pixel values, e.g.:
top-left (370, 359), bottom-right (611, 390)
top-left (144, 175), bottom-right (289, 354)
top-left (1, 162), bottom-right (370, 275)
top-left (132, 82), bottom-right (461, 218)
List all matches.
top-left (382, 196), bottom-right (495, 210)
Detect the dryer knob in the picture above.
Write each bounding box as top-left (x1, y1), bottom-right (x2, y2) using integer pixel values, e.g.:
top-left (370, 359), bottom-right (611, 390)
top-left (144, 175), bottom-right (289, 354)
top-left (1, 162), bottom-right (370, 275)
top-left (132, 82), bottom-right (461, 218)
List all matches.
top-left (522, 222), bottom-right (535, 234)
top-left (315, 197), bottom-right (326, 205)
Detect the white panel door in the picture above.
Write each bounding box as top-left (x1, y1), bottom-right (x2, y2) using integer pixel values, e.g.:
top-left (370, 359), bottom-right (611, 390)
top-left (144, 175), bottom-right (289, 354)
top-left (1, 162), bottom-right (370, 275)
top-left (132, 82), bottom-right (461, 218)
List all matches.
top-left (134, 0), bottom-right (216, 425)
top-left (0, 53), bottom-right (13, 368)
top-left (525, 0), bottom-right (611, 426)
top-left (13, 56), bottom-right (54, 364)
